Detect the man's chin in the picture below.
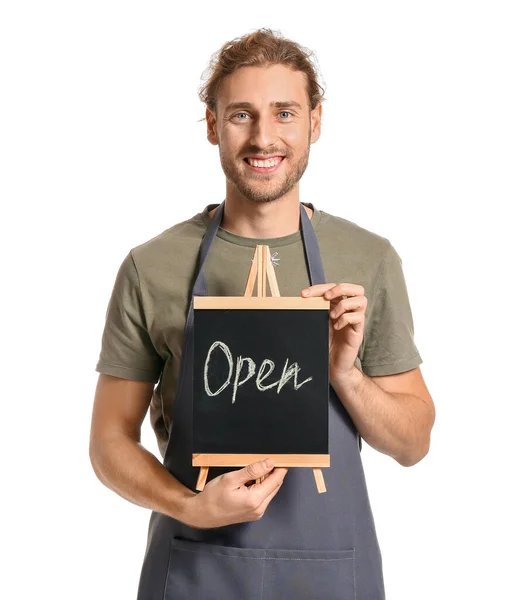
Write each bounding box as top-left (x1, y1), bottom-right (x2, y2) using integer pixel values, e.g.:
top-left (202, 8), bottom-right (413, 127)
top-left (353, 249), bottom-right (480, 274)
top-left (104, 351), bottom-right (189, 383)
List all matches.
top-left (230, 178), bottom-right (288, 204)
top-left (237, 191), bottom-right (284, 204)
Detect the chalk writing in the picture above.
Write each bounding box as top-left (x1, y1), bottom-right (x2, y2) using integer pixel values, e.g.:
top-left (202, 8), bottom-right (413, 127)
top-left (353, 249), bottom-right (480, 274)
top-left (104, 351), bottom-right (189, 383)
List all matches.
top-left (203, 340), bottom-right (313, 403)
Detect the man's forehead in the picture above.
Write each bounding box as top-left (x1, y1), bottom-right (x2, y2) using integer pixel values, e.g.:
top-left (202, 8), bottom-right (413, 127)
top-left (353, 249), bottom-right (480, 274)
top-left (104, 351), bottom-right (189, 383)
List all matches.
top-left (216, 65), bottom-right (308, 112)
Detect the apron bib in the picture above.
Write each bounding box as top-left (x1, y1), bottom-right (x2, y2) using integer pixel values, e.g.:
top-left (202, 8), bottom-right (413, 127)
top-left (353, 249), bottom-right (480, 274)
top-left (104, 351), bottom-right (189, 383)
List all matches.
top-left (136, 201), bottom-right (386, 599)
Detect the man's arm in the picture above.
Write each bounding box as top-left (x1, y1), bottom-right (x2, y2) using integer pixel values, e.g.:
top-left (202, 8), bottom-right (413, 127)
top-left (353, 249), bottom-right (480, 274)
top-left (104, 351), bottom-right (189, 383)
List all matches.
top-left (331, 366), bottom-right (435, 467)
top-left (89, 374), bottom-right (196, 521)
top-left (89, 374), bottom-right (288, 529)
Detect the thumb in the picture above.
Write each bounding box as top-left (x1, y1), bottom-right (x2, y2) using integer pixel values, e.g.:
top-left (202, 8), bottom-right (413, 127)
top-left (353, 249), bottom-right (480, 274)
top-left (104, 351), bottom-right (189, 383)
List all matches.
top-left (235, 458), bottom-right (275, 484)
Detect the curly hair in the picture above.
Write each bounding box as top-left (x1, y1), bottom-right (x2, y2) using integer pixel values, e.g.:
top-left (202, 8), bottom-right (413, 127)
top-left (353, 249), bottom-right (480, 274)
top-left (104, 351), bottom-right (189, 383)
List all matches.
top-left (198, 28), bottom-right (326, 118)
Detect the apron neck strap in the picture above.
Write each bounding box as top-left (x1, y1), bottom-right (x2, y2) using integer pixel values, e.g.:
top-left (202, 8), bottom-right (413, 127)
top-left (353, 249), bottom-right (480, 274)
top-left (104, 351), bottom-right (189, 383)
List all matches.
top-left (299, 201), bottom-right (326, 286)
top-left (192, 201), bottom-right (225, 296)
top-left (192, 200), bottom-right (325, 298)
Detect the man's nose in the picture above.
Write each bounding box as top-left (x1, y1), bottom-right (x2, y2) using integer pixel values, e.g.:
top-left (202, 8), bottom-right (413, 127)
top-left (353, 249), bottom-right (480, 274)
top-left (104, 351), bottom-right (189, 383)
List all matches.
top-left (249, 116), bottom-right (277, 150)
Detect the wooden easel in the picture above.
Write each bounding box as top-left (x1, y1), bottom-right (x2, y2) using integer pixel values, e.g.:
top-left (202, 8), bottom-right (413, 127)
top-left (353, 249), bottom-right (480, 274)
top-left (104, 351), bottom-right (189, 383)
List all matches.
top-left (195, 245), bottom-right (328, 493)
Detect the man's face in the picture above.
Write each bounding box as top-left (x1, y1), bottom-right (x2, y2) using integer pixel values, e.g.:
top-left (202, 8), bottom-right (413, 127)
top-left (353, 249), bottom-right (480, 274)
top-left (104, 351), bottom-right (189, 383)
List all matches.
top-left (207, 64), bottom-right (322, 204)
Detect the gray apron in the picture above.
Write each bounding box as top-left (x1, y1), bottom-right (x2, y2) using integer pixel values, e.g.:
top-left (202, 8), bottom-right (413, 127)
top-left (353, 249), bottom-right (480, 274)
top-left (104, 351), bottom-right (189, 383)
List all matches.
top-left (136, 201), bottom-right (386, 599)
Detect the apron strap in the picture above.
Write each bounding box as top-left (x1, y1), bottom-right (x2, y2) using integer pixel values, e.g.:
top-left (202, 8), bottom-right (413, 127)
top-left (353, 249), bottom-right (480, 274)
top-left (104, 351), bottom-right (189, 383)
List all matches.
top-left (192, 200), bottom-right (226, 297)
top-left (299, 202), bottom-right (326, 286)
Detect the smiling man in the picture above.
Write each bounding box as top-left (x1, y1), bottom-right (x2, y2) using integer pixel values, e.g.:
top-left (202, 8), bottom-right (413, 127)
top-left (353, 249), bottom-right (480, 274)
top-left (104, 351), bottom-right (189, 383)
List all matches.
top-left (90, 28), bottom-right (435, 600)
top-left (208, 61), bottom-right (319, 238)
top-left (216, 69), bottom-right (312, 205)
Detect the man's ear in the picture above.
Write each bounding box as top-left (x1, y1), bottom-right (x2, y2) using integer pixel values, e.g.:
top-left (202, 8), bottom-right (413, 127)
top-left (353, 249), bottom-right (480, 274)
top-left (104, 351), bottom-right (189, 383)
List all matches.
top-left (206, 107), bottom-right (219, 146)
top-left (310, 103), bottom-right (322, 144)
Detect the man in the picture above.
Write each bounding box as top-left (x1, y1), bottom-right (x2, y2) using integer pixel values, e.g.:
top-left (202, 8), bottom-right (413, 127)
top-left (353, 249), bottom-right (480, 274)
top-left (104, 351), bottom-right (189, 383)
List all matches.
top-left (90, 28), bottom-right (435, 600)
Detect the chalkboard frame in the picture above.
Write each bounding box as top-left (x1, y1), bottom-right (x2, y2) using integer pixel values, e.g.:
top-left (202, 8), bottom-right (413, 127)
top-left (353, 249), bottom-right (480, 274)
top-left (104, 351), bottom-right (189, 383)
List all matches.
top-left (192, 295), bottom-right (331, 469)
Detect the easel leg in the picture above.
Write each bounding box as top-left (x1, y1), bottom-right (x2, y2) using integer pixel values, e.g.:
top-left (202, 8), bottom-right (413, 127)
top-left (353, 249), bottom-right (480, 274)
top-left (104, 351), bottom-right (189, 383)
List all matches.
top-left (313, 468), bottom-right (327, 493)
top-left (196, 467), bottom-right (209, 491)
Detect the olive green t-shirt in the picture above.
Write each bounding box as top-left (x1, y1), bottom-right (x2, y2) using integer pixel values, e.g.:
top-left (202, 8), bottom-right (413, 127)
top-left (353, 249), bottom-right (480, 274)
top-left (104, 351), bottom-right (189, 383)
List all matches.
top-left (95, 202), bottom-right (422, 458)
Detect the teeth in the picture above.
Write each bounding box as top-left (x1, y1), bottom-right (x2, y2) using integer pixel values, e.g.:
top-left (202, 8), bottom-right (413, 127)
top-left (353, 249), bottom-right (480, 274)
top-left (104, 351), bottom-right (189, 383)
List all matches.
top-left (247, 157), bottom-right (282, 168)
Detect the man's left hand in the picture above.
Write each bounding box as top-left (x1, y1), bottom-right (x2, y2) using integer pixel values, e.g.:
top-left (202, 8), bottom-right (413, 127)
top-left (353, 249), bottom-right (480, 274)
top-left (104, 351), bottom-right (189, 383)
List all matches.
top-left (301, 283), bottom-right (366, 383)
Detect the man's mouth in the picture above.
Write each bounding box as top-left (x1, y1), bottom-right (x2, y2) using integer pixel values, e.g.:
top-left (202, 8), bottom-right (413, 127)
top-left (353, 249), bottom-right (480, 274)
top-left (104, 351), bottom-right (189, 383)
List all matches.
top-left (243, 156), bottom-right (285, 174)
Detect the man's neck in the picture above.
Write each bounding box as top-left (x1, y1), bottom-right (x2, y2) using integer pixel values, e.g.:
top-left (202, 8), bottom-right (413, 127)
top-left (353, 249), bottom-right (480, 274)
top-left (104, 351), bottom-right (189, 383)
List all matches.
top-left (209, 197), bottom-right (313, 239)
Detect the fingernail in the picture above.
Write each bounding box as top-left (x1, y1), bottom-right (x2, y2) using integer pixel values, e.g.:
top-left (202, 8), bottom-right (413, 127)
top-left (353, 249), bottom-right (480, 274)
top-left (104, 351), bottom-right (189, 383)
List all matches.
top-left (302, 289), bottom-right (309, 296)
top-left (263, 459), bottom-right (272, 468)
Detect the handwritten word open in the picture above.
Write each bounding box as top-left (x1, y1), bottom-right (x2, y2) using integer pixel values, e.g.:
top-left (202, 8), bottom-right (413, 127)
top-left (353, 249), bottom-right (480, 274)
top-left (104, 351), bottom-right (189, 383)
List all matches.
top-left (203, 340), bottom-right (313, 404)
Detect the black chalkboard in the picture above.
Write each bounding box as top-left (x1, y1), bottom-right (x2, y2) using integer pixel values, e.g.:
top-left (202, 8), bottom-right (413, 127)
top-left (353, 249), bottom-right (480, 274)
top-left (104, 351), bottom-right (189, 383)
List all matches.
top-left (193, 306), bottom-right (329, 456)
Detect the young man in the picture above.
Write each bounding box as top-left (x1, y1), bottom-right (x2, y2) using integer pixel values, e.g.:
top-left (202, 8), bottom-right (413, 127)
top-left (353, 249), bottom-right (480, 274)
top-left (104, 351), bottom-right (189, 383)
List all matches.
top-left (90, 28), bottom-right (435, 600)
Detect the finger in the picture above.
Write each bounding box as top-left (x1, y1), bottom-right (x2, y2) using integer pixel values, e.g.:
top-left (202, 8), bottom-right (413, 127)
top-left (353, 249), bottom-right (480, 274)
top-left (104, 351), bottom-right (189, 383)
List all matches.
top-left (301, 283), bottom-right (336, 297)
top-left (333, 311), bottom-right (365, 330)
top-left (255, 469), bottom-right (289, 507)
top-left (250, 467), bottom-right (289, 504)
top-left (324, 283), bottom-right (365, 301)
top-left (248, 471), bottom-right (271, 487)
top-left (329, 296), bottom-right (366, 320)
top-left (230, 459), bottom-right (276, 487)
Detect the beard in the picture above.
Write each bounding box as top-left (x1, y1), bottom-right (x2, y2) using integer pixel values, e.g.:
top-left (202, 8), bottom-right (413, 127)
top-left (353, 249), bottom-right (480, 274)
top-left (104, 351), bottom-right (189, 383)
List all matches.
top-left (218, 137), bottom-right (311, 204)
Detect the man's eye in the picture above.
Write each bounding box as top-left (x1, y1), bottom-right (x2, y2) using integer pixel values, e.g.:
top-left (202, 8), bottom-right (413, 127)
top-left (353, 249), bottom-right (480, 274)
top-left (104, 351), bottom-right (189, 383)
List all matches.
top-left (233, 111), bottom-right (293, 120)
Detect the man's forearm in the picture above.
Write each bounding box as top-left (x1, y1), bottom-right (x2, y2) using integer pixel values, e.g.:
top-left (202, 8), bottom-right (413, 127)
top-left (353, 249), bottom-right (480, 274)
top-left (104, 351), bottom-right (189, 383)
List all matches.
top-left (331, 367), bottom-right (433, 466)
top-left (90, 434), bottom-right (196, 522)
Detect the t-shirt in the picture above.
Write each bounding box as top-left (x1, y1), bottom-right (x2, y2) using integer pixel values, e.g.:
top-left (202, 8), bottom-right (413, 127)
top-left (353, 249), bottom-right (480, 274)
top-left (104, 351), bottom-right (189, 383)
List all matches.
top-left (95, 202), bottom-right (423, 458)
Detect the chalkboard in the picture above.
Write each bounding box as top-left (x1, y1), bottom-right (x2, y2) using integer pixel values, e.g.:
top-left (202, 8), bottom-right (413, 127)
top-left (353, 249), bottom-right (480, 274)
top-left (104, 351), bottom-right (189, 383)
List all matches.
top-left (192, 297), bottom-right (330, 462)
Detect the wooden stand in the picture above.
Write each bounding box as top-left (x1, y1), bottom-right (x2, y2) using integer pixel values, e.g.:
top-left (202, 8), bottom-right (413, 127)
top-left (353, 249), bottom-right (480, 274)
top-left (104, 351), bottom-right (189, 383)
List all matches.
top-left (194, 245), bottom-right (328, 494)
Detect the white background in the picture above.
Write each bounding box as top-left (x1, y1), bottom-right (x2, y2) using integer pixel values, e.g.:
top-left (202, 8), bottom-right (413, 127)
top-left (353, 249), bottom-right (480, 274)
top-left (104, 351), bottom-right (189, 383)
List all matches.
top-left (2, 1), bottom-right (528, 598)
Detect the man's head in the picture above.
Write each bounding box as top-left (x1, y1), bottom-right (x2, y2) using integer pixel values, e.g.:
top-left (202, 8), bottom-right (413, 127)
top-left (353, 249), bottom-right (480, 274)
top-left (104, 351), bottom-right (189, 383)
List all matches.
top-left (199, 28), bottom-right (326, 204)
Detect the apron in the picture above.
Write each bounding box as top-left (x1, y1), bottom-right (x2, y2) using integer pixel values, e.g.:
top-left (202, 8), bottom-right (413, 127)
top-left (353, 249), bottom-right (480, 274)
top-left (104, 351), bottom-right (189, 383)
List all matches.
top-left (136, 201), bottom-right (386, 600)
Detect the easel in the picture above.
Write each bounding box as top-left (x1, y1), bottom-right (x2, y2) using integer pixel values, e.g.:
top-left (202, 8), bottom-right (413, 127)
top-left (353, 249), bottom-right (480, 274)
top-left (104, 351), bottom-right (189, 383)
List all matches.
top-left (194, 245), bottom-right (328, 493)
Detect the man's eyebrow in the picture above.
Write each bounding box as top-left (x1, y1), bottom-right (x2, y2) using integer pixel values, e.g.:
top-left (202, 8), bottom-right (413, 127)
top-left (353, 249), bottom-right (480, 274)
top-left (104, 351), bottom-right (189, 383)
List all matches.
top-left (224, 101), bottom-right (303, 113)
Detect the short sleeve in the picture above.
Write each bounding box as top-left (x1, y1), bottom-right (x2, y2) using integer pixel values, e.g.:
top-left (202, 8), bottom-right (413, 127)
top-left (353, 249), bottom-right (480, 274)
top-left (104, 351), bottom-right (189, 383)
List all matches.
top-left (360, 241), bottom-right (423, 376)
top-left (95, 251), bottom-right (163, 383)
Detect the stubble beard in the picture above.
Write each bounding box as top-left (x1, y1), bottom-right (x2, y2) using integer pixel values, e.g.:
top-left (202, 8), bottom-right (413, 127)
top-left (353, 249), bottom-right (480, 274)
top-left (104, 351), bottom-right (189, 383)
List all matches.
top-left (219, 140), bottom-right (311, 204)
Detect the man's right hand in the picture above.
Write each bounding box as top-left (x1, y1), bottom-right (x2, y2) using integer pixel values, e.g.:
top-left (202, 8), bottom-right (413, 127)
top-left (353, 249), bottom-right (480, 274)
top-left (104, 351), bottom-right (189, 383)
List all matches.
top-left (181, 459), bottom-right (289, 529)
